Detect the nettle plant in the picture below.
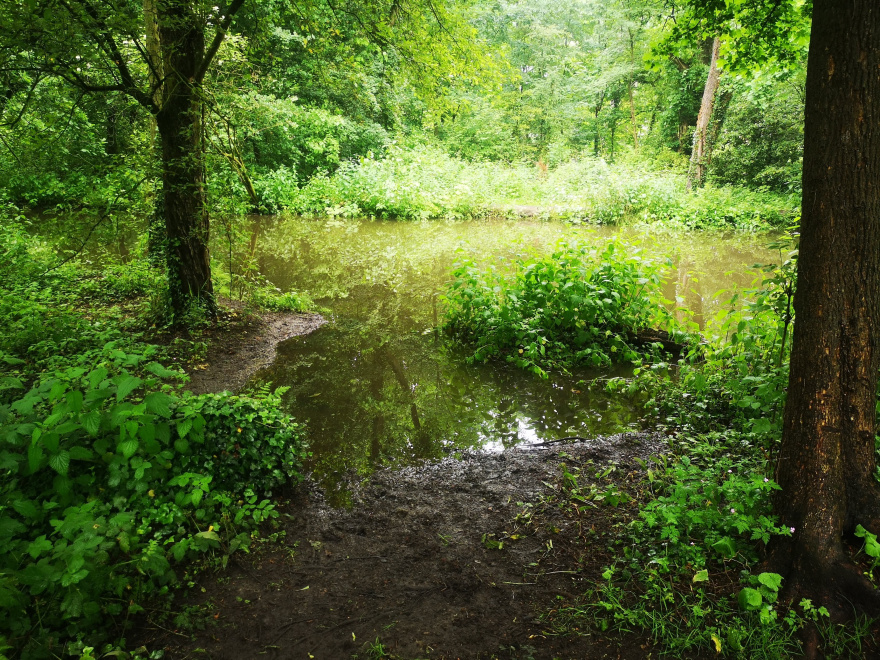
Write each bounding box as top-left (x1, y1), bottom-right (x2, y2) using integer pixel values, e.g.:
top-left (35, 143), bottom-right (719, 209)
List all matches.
top-left (443, 238), bottom-right (682, 377)
top-left (634, 432), bottom-right (790, 569)
top-left (0, 344), bottom-right (306, 656)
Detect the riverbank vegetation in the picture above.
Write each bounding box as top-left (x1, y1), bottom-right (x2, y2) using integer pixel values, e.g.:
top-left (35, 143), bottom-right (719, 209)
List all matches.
top-left (2, 0), bottom-right (878, 657)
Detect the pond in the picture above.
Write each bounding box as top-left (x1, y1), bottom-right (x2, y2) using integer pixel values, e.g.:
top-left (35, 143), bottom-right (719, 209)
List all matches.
top-left (249, 216), bottom-right (779, 502)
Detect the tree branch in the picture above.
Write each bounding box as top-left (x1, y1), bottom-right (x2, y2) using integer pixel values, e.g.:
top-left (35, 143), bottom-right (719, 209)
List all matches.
top-left (195, 0), bottom-right (247, 83)
top-left (0, 74), bottom-right (41, 128)
top-left (59, 0), bottom-right (158, 112)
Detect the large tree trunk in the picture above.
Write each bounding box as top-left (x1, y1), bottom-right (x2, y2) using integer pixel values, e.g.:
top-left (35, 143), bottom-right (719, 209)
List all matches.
top-left (686, 37), bottom-right (721, 190)
top-left (156, 0), bottom-right (215, 315)
top-left (770, 0), bottom-right (880, 615)
top-left (144, 0), bottom-right (167, 266)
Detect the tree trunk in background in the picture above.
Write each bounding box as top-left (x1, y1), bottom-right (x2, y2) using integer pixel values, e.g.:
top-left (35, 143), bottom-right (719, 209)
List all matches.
top-left (686, 36), bottom-right (721, 190)
top-left (627, 29), bottom-right (639, 150)
top-left (769, 0), bottom-right (880, 614)
top-left (144, 0), bottom-right (166, 266)
top-left (156, 0), bottom-right (215, 315)
top-left (705, 89), bottom-right (733, 172)
top-left (592, 91), bottom-right (604, 156)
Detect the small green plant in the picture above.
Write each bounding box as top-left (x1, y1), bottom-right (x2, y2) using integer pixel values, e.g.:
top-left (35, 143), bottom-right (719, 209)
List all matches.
top-left (854, 524), bottom-right (880, 580)
top-left (364, 637), bottom-right (391, 659)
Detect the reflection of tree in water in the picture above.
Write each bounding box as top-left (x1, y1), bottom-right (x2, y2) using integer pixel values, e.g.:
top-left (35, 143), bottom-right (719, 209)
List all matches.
top-left (256, 310), bottom-right (643, 501)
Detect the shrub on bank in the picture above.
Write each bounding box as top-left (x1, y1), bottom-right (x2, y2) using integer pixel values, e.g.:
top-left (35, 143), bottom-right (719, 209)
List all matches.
top-left (443, 238), bottom-right (683, 377)
top-left (273, 144), bottom-right (798, 230)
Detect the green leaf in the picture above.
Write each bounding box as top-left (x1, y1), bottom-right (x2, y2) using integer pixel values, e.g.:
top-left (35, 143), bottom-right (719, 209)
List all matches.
top-left (738, 587), bottom-right (763, 611)
top-left (49, 450), bottom-right (70, 475)
top-left (13, 499), bottom-right (39, 519)
top-left (114, 375), bottom-right (142, 401)
top-left (27, 536), bottom-right (52, 558)
top-left (177, 418), bottom-right (193, 438)
top-left (66, 390), bottom-right (84, 413)
top-left (80, 411), bottom-right (101, 436)
top-left (712, 537), bottom-right (736, 559)
top-left (28, 443), bottom-right (44, 473)
top-left (692, 569), bottom-right (709, 583)
top-left (118, 439), bottom-right (138, 459)
top-left (144, 392), bottom-right (175, 418)
top-left (757, 572), bottom-right (783, 592)
top-left (191, 488), bottom-right (204, 506)
top-left (145, 362), bottom-right (178, 379)
top-left (0, 376), bottom-right (24, 391)
top-left (69, 446), bottom-right (95, 461)
top-left (88, 367), bottom-right (109, 389)
top-left (196, 530), bottom-right (220, 542)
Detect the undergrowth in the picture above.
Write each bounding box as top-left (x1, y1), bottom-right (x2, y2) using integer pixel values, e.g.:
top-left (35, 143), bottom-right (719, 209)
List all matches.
top-left (528, 231), bottom-right (878, 657)
top-left (270, 143), bottom-right (797, 230)
top-left (0, 213), bottom-right (309, 658)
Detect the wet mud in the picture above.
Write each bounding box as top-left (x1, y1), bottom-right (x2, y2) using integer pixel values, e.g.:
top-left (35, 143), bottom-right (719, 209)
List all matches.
top-left (145, 434), bottom-right (668, 659)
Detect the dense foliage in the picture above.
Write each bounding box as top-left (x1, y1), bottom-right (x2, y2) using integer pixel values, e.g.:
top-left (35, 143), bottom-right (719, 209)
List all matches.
top-left (444, 238), bottom-right (680, 376)
top-left (0, 217), bottom-right (308, 657)
top-left (2, 0), bottom-right (862, 655)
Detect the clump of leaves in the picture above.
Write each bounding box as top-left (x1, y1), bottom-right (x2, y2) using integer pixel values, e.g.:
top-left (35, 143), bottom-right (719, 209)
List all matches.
top-left (0, 345), bottom-right (307, 657)
top-left (443, 238), bottom-right (684, 377)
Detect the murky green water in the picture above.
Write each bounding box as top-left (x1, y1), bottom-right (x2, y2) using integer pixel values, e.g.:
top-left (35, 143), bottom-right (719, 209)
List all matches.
top-left (251, 216), bottom-right (777, 499)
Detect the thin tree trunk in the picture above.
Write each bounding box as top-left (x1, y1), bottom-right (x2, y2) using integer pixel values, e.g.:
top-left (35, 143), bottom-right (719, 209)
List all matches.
top-left (770, 0), bottom-right (880, 614)
top-left (687, 37), bottom-right (721, 190)
top-left (705, 89), bottom-right (733, 172)
top-left (627, 29), bottom-right (639, 150)
top-left (156, 0), bottom-right (215, 315)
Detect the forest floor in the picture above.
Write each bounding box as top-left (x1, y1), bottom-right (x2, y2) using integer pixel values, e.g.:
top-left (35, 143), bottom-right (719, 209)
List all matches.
top-left (139, 311), bottom-right (668, 659)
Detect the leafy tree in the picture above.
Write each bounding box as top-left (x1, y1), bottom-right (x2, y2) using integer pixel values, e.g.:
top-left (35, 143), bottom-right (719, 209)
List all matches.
top-left (0, 0), bottom-right (489, 318)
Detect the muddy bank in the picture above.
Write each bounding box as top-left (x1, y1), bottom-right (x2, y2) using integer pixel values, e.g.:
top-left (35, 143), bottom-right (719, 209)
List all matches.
top-left (184, 311), bottom-right (325, 394)
top-left (143, 433), bottom-right (667, 659)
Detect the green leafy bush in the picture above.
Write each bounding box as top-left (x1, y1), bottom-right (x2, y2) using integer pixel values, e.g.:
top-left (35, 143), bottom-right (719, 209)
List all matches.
top-left (181, 389), bottom-right (307, 496)
top-left (443, 238), bottom-right (682, 376)
top-left (0, 214), bottom-right (309, 657)
top-left (78, 259), bottom-right (167, 303)
top-left (0, 347), bottom-right (306, 657)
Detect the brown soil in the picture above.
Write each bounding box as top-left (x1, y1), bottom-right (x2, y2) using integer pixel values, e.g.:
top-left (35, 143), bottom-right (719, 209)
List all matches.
top-left (182, 310), bottom-right (325, 394)
top-left (140, 434), bottom-right (668, 659)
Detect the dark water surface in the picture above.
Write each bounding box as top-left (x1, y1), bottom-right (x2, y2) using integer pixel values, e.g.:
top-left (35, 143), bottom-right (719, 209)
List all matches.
top-left (250, 216), bottom-right (777, 500)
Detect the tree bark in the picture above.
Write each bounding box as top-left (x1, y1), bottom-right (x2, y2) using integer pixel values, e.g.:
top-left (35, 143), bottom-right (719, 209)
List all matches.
top-left (686, 36), bottom-right (721, 190)
top-left (770, 0), bottom-right (880, 614)
top-left (156, 0), bottom-right (215, 315)
top-left (143, 0), bottom-right (166, 266)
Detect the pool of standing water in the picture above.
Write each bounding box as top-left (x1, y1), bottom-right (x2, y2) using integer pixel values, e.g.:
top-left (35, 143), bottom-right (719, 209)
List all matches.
top-left (248, 216), bottom-right (779, 501)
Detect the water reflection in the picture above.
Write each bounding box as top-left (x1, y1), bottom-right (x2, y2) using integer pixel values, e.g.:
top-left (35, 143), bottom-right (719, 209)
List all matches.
top-left (251, 216), bottom-right (776, 498)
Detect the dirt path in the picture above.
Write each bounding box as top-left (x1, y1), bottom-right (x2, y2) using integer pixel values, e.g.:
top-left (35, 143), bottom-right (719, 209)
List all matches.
top-left (143, 434), bottom-right (665, 659)
top-left (148, 311), bottom-right (666, 658)
top-left (184, 311), bottom-right (325, 394)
